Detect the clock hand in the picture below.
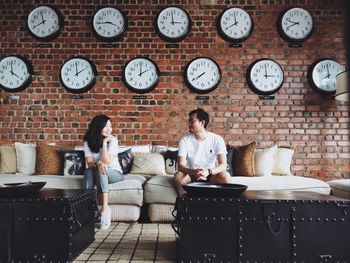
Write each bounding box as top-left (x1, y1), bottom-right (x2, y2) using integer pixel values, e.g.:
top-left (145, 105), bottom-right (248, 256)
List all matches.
top-left (286, 18), bottom-right (299, 29)
top-left (192, 72), bottom-right (205, 81)
top-left (75, 62), bottom-right (78, 76)
top-left (97, 21), bottom-right (119, 27)
top-left (265, 74), bottom-right (275, 78)
top-left (76, 68), bottom-right (86, 76)
top-left (41, 13), bottom-right (45, 25)
top-left (233, 12), bottom-right (238, 26)
top-left (32, 19), bottom-right (46, 29)
top-left (326, 64), bottom-right (330, 76)
top-left (139, 62), bottom-right (142, 76)
top-left (171, 13), bottom-right (175, 25)
top-left (323, 74), bottom-right (331, 79)
top-left (9, 61), bottom-right (20, 78)
top-left (139, 69), bottom-right (150, 76)
top-left (264, 64), bottom-right (268, 79)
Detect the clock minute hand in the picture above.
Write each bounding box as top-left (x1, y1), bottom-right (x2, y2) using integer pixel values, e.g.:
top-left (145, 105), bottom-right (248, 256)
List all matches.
top-left (192, 72), bottom-right (205, 81)
top-left (32, 19), bottom-right (46, 29)
top-left (97, 21), bottom-right (119, 27)
top-left (76, 68), bottom-right (86, 76)
top-left (139, 69), bottom-right (150, 76)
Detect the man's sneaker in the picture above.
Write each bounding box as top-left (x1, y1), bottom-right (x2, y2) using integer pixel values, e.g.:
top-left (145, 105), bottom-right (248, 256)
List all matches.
top-left (100, 207), bottom-right (111, 230)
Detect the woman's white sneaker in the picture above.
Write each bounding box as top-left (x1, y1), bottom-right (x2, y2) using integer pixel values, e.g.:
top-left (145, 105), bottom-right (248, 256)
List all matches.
top-left (100, 207), bottom-right (111, 229)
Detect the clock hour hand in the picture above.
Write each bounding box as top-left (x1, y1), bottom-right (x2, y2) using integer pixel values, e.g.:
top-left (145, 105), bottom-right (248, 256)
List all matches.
top-left (286, 18), bottom-right (299, 29)
top-left (9, 61), bottom-right (20, 78)
top-left (192, 72), bottom-right (205, 81)
top-left (265, 74), bottom-right (275, 78)
top-left (97, 21), bottom-right (119, 27)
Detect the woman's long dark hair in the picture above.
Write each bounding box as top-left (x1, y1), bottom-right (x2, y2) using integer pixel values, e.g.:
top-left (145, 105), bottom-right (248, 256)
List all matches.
top-left (84, 114), bottom-right (110, 153)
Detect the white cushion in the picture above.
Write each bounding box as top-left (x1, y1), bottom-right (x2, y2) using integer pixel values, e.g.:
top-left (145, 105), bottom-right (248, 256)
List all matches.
top-left (15, 142), bottom-right (36, 175)
top-left (144, 175), bottom-right (177, 204)
top-left (327, 179), bottom-right (350, 199)
top-left (119, 145), bottom-right (151, 153)
top-left (130, 153), bottom-right (166, 175)
top-left (254, 145), bottom-right (277, 176)
top-left (272, 147), bottom-right (294, 175)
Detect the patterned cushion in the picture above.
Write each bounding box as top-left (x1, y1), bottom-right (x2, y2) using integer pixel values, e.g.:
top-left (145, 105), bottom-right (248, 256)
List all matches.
top-left (118, 148), bottom-right (133, 174)
top-left (231, 142), bottom-right (256, 177)
top-left (130, 153), bottom-right (166, 175)
top-left (0, 144), bottom-right (17, 173)
top-left (164, 150), bottom-right (178, 174)
top-left (226, 146), bottom-right (234, 176)
top-left (61, 150), bottom-right (86, 176)
top-left (36, 142), bottom-right (63, 175)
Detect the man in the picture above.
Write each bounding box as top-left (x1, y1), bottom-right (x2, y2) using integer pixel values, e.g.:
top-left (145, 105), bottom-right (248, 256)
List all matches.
top-left (174, 108), bottom-right (230, 196)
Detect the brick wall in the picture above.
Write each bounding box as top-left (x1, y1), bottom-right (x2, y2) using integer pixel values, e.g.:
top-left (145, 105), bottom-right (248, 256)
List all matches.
top-left (0, 0), bottom-right (349, 180)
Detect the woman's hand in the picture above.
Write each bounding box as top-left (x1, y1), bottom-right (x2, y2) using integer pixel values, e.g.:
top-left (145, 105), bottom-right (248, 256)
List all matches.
top-left (103, 135), bottom-right (113, 146)
top-left (96, 161), bottom-right (108, 175)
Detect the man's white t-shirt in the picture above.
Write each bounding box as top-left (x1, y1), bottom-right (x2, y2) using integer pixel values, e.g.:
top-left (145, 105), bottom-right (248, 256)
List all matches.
top-left (83, 136), bottom-right (122, 173)
top-left (178, 132), bottom-right (227, 170)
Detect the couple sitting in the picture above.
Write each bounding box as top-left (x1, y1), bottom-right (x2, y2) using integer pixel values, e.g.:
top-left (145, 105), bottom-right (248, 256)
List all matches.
top-left (83, 108), bottom-right (230, 229)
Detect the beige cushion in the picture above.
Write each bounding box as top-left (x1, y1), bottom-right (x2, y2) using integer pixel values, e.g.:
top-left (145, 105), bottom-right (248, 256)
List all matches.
top-left (327, 179), bottom-right (350, 199)
top-left (148, 204), bottom-right (176, 222)
top-left (35, 142), bottom-right (62, 175)
top-left (130, 153), bottom-right (166, 175)
top-left (144, 175), bottom-right (177, 204)
top-left (272, 147), bottom-right (294, 175)
top-left (108, 178), bottom-right (144, 206)
top-left (109, 204), bottom-right (141, 222)
top-left (0, 145), bottom-right (17, 173)
top-left (15, 142), bottom-right (36, 175)
top-left (254, 145), bottom-right (277, 176)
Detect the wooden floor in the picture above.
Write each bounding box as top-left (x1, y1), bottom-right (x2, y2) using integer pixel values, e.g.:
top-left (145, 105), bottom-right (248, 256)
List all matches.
top-left (73, 222), bottom-right (177, 263)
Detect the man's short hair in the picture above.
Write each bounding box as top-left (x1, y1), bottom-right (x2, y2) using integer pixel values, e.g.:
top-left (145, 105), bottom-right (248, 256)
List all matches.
top-left (189, 108), bottom-right (209, 128)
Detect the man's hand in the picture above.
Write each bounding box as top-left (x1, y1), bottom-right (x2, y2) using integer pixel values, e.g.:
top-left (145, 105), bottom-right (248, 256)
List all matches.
top-left (194, 168), bottom-right (209, 181)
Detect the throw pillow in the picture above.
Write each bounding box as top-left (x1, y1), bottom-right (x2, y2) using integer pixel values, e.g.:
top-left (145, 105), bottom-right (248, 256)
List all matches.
top-left (164, 150), bottom-right (178, 174)
top-left (0, 144), bottom-right (17, 173)
top-left (61, 150), bottom-right (86, 176)
top-left (226, 146), bottom-right (234, 176)
top-left (15, 142), bottom-right (36, 175)
top-left (118, 148), bottom-right (133, 174)
top-left (231, 142), bottom-right (256, 177)
top-left (130, 153), bottom-right (166, 175)
top-left (272, 147), bottom-right (294, 175)
top-left (254, 145), bottom-right (277, 176)
top-left (36, 142), bottom-right (62, 175)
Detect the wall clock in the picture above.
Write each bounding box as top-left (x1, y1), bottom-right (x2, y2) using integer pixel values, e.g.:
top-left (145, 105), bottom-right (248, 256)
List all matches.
top-left (122, 57), bottom-right (160, 94)
top-left (184, 57), bottom-right (221, 94)
top-left (246, 58), bottom-right (284, 95)
top-left (307, 58), bottom-right (344, 96)
top-left (59, 57), bottom-right (97, 94)
top-left (155, 6), bottom-right (191, 42)
top-left (27, 5), bottom-right (63, 41)
top-left (0, 55), bottom-right (33, 92)
top-left (217, 7), bottom-right (253, 43)
top-left (92, 6), bottom-right (127, 42)
top-left (277, 7), bottom-right (314, 44)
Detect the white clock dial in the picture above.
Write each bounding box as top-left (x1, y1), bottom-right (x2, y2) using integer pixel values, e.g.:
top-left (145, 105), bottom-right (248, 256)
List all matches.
top-left (185, 57), bottom-right (221, 94)
top-left (59, 57), bottom-right (97, 93)
top-left (0, 56), bottom-right (33, 92)
top-left (217, 7), bottom-right (253, 42)
top-left (278, 7), bottom-right (313, 43)
top-left (27, 5), bottom-right (63, 41)
top-left (156, 6), bottom-right (191, 42)
top-left (123, 57), bottom-right (160, 93)
top-left (308, 59), bottom-right (344, 95)
top-left (247, 59), bottom-right (284, 95)
top-left (92, 7), bottom-right (127, 41)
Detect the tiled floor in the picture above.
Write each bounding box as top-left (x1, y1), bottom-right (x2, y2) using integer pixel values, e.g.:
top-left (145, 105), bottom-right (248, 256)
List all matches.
top-left (73, 222), bottom-right (177, 263)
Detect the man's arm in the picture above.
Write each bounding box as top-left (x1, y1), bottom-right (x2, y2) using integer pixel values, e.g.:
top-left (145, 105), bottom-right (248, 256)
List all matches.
top-left (211, 153), bottom-right (227, 175)
top-left (177, 155), bottom-right (196, 175)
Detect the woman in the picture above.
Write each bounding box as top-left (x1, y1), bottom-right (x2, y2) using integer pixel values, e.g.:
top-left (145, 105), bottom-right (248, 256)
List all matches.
top-left (83, 114), bottom-right (123, 229)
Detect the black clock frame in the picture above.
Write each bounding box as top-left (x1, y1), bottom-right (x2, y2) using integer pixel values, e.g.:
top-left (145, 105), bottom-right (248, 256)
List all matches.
top-left (246, 58), bottom-right (284, 96)
top-left (122, 57), bottom-right (160, 94)
top-left (216, 7), bottom-right (254, 44)
top-left (307, 58), bottom-right (342, 96)
top-left (26, 5), bottom-right (64, 42)
top-left (0, 55), bottom-right (34, 93)
top-left (91, 6), bottom-right (128, 42)
top-left (59, 56), bottom-right (98, 94)
top-left (184, 57), bottom-right (222, 94)
top-left (155, 6), bottom-right (192, 43)
top-left (276, 7), bottom-right (314, 44)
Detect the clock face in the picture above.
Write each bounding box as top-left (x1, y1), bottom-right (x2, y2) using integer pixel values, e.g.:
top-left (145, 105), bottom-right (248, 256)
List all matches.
top-left (155, 6), bottom-right (191, 42)
top-left (277, 7), bottom-right (313, 43)
top-left (217, 7), bottom-right (253, 43)
top-left (0, 56), bottom-right (33, 92)
top-left (246, 59), bottom-right (284, 95)
top-left (27, 5), bottom-right (63, 41)
top-left (123, 57), bottom-right (160, 94)
top-left (92, 7), bottom-right (127, 42)
top-left (184, 57), bottom-right (221, 94)
top-left (307, 59), bottom-right (345, 95)
top-left (59, 57), bottom-right (97, 94)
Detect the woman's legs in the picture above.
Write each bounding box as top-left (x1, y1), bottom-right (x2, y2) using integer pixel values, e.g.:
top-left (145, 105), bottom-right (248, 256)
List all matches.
top-left (83, 167), bottom-right (95, 189)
